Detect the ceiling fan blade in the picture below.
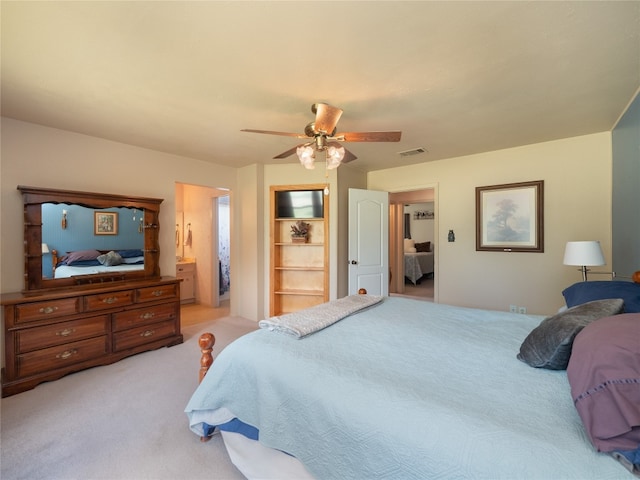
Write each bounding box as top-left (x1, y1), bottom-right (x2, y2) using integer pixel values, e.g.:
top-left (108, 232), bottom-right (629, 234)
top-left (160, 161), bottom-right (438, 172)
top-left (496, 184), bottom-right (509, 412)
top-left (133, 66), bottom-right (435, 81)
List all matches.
top-left (326, 141), bottom-right (357, 163)
top-left (241, 129), bottom-right (307, 139)
top-left (273, 144), bottom-right (304, 159)
top-left (313, 103), bottom-right (343, 135)
top-left (334, 131), bottom-right (402, 142)
top-left (341, 147), bottom-right (357, 163)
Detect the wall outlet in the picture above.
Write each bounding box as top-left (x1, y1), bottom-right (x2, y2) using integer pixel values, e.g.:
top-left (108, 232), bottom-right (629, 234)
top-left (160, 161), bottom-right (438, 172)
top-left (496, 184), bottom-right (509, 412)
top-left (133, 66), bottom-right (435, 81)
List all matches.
top-left (509, 305), bottom-right (518, 313)
top-left (518, 306), bottom-right (527, 314)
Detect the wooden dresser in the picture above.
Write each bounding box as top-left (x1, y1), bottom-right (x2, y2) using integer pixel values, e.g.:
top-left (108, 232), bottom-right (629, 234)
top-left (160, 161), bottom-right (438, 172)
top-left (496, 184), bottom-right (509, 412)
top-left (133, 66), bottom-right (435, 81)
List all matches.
top-left (1, 277), bottom-right (182, 397)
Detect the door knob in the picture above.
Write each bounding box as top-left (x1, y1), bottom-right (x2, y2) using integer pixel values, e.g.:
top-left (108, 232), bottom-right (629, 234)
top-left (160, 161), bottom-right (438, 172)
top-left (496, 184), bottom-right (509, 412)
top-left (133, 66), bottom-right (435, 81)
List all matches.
top-left (350, 260), bottom-right (357, 265)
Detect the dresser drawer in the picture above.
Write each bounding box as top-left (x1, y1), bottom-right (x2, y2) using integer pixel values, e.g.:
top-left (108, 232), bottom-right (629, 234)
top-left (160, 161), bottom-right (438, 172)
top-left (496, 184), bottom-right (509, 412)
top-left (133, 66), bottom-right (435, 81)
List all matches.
top-left (15, 297), bottom-right (80, 324)
top-left (17, 336), bottom-right (108, 378)
top-left (16, 315), bottom-right (108, 354)
top-left (137, 284), bottom-right (178, 303)
top-left (112, 303), bottom-right (178, 332)
top-left (84, 290), bottom-right (134, 311)
top-left (113, 320), bottom-right (177, 352)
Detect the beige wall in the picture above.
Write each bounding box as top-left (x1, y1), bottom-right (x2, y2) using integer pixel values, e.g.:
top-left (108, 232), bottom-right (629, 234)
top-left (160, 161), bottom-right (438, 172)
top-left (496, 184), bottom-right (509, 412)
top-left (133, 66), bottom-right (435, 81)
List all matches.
top-left (368, 132), bottom-right (613, 314)
top-left (236, 164), bottom-right (264, 321)
top-left (0, 118), bottom-right (242, 309)
top-left (0, 118), bottom-right (614, 321)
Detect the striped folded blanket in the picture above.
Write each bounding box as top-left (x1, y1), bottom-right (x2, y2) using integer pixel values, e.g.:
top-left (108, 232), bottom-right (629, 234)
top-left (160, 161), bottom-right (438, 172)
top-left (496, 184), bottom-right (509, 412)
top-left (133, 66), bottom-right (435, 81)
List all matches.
top-left (259, 294), bottom-right (383, 338)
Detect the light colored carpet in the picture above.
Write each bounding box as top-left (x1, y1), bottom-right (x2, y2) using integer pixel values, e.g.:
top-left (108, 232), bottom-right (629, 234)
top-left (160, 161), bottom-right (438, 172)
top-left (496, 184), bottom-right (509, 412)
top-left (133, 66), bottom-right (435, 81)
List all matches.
top-left (397, 276), bottom-right (434, 300)
top-left (1, 315), bottom-right (257, 480)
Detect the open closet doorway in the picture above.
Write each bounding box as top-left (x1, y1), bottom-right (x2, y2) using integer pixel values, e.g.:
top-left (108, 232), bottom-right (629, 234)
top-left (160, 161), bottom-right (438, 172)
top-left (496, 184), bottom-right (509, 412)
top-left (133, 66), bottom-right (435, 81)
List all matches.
top-left (389, 188), bottom-right (436, 302)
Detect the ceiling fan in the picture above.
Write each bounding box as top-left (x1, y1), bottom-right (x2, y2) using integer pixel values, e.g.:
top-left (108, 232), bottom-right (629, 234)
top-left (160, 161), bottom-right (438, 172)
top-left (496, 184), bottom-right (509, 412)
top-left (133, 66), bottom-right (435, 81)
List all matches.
top-left (241, 103), bottom-right (401, 169)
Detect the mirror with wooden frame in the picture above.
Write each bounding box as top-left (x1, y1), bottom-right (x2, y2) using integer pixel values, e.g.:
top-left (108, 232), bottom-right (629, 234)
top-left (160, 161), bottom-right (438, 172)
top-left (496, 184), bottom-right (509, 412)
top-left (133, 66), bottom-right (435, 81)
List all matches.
top-left (18, 185), bottom-right (163, 292)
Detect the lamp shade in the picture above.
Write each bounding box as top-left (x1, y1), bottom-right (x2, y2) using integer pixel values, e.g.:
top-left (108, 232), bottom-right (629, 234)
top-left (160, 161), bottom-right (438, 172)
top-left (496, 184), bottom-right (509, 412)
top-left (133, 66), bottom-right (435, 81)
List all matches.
top-left (563, 241), bottom-right (605, 266)
top-left (41, 243), bottom-right (50, 254)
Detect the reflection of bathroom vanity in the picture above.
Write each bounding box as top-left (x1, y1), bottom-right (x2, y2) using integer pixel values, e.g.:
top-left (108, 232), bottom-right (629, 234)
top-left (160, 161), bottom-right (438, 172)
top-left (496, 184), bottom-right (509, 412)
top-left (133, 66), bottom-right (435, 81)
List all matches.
top-left (176, 259), bottom-right (196, 304)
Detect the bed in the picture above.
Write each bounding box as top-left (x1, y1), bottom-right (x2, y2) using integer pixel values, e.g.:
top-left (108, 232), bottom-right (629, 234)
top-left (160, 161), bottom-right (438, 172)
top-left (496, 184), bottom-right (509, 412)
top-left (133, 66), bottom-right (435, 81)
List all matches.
top-left (52, 248), bottom-right (144, 278)
top-left (186, 279), bottom-right (640, 479)
top-left (404, 251), bottom-right (434, 284)
top-left (403, 239), bottom-right (433, 284)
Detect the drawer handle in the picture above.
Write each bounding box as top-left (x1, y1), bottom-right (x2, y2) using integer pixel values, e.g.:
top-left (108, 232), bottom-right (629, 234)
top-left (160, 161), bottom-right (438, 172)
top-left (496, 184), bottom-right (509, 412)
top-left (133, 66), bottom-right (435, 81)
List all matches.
top-left (103, 296), bottom-right (119, 304)
top-left (151, 290), bottom-right (164, 297)
top-left (140, 312), bottom-right (155, 320)
top-left (140, 330), bottom-right (155, 337)
top-left (39, 306), bottom-right (59, 315)
top-left (56, 328), bottom-right (76, 337)
top-left (56, 349), bottom-right (78, 360)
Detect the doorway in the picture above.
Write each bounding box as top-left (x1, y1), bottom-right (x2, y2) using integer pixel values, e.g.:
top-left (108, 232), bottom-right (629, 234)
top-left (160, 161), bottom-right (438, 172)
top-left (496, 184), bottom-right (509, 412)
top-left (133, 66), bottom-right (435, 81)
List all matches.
top-left (175, 182), bottom-right (231, 308)
top-left (389, 188), bottom-right (436, 301)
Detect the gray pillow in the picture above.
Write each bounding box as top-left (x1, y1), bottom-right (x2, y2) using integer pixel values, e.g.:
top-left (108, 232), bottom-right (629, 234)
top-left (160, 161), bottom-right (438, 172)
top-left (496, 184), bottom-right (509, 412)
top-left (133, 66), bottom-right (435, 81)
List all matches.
top-left (97, 250), bottom-right (123, 266)
top-left (517, 298), bottom-right (624, 370)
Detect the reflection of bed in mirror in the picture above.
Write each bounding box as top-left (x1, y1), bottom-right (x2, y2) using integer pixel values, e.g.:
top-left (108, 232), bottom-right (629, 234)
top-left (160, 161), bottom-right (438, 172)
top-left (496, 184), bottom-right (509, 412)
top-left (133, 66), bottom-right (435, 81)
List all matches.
top-left (52, 248), bottom-right (145, 278)
top-left (42, 202), bottom-right (145, 281)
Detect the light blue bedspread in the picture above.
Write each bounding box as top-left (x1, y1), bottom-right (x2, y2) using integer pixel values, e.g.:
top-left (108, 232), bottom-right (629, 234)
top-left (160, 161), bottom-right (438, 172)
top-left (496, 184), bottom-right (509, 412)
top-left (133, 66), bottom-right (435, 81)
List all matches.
top-left (185, 297), bottom-right (628, 479)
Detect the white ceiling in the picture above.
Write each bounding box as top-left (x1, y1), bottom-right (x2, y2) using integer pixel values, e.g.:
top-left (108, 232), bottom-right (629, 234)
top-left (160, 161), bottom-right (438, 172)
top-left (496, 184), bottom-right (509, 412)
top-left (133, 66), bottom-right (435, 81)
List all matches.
top-left (2, 1), bottom-right (639, 173)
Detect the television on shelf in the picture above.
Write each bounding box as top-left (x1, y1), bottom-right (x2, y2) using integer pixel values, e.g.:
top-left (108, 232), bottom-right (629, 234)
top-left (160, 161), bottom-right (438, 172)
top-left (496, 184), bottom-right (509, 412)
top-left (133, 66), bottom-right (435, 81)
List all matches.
top-left (275, 190), bottom-right (324, 219)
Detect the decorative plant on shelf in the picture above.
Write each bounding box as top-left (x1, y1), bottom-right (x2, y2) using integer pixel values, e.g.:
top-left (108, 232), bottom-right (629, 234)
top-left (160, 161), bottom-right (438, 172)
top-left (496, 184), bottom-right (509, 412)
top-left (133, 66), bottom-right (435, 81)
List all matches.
top-left (290, 220), bottom-right (311, 242)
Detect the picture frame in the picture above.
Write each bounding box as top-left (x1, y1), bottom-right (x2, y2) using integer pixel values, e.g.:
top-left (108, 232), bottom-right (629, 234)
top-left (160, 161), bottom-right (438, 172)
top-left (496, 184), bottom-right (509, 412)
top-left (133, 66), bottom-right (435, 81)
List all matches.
top-left (94, 211), bottom-right (118, 235)
top-left (476, 180), bottom-right (543, 252)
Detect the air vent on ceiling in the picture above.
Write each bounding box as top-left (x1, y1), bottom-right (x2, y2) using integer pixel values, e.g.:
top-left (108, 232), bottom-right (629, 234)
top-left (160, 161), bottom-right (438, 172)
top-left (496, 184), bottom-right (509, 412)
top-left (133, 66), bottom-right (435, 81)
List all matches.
top-left (398, 147), bottom-right (427, 157)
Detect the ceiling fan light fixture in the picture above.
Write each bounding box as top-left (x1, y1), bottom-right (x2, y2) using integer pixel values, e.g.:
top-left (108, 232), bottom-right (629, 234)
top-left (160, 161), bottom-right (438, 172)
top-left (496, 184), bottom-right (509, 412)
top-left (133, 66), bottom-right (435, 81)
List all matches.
top-left (242, 103), bottom-right (400, 168)
top-left (326, 145), bottom-right (345, 170)
top-left (296, 145), bottom-right (315, 169)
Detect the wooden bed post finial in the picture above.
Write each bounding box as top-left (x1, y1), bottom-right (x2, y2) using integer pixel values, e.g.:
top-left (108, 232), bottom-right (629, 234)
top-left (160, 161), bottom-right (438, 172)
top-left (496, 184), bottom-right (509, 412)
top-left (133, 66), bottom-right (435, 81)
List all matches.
top-left (198, 332), bottom-right (215, 384)
top-left (198, 332), bottom-right (216, 442)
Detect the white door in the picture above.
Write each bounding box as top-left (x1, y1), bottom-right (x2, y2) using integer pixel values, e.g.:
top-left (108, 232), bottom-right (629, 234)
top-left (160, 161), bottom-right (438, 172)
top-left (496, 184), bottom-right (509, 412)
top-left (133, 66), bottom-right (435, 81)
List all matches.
top-left (348, 188), bottom-right (389, 296)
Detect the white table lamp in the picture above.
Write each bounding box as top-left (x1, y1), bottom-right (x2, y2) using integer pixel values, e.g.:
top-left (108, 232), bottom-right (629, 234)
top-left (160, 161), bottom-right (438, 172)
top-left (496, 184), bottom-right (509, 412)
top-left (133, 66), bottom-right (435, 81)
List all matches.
top-left (563, 241), bottom-right (605, 281)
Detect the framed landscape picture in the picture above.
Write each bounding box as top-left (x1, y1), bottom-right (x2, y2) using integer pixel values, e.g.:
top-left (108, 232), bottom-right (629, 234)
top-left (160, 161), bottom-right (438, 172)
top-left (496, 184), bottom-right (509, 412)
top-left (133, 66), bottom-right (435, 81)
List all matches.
top-left (94, 211), bottom-right (118, 235)
top-left (476, 180), bottom-right (543, 252)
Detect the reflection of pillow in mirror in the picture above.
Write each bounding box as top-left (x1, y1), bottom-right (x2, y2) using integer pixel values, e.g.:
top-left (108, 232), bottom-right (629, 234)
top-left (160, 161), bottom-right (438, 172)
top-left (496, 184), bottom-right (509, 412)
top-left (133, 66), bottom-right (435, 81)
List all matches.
top-left (62, 249), bottom-right (101, 265)
top-left (62, 259), bottom-right (101, 267)
top-left (122, 256), bottom-right (144, 264)
top-left (97, 251), bottom-right (123, 266)
top-left (117, 249), bottom-right (144, 258)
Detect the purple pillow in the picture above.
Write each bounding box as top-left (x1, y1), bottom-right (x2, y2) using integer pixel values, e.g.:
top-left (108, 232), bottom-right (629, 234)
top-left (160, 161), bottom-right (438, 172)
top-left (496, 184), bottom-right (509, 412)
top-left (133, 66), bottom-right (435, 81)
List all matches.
top-left (567, 313), bottom-right (640, 453)
top-left (61, 249), bottom-right (101, 265)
